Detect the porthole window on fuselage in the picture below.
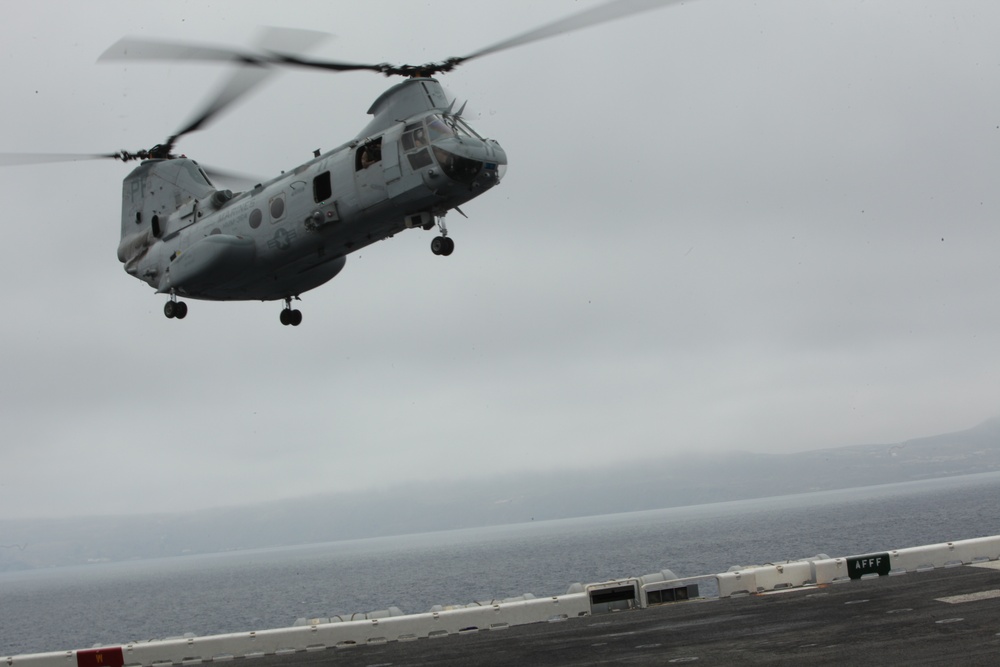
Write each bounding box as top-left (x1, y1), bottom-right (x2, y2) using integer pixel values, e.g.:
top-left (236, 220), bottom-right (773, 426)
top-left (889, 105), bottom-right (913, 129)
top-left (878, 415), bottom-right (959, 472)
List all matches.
top-left (270, 196), bottom-right (285, 220)
top-left (249, 209), bottom-right (263, 229)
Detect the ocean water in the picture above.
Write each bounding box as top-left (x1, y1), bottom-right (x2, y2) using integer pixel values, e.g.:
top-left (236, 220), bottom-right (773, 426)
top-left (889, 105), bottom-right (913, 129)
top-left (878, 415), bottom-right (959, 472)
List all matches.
top-left (2, 472), bottom-right (1000, 656)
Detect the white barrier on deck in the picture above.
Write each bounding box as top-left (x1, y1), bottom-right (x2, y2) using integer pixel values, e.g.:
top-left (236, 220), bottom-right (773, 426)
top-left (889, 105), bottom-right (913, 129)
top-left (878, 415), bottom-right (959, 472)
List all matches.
top-left (888, 535), bottom-right (1000, 573)
top-left (716, 559), bottom-right (816, 596)
top-left (716, 568), bottom-right (757, 597)
top-left (813, 557), bottom-right (852, 584)
top-left (731, 536), bottom-right (1000, 591)
top-left (752, 560), bottom-right (815, 591)
top-left (1, 651), bottom-right (77, 667)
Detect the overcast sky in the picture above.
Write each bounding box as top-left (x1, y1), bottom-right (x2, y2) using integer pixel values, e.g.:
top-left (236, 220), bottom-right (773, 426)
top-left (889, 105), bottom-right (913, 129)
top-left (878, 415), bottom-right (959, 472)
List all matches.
top-left (1, 0), bottom-right (998, 520)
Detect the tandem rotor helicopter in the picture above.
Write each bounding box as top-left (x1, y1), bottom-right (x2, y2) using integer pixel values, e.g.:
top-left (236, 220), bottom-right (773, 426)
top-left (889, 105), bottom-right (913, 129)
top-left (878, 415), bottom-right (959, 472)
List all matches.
top-left (4, 0), bottom-right (674, 326)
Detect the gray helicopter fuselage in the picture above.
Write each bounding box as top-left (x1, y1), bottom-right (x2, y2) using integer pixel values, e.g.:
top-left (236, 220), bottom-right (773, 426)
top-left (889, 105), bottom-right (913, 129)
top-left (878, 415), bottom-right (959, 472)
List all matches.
top-left (117, 78), bottom-right (506, 302)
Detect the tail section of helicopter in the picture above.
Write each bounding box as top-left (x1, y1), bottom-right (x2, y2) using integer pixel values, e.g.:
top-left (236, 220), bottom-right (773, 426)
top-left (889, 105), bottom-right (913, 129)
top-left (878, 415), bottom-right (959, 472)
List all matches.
top-left (119, 158), bottom-right (218, 276)
top-left (118, 158), bottom-right (263, 297)
top-left (117, 155), bottom-right (351, 312)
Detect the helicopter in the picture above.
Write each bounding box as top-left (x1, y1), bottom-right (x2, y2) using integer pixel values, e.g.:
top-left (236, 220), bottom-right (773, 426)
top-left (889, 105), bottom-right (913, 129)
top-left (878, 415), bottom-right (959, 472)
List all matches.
top-left (3, 0), bottom-right (676, 326)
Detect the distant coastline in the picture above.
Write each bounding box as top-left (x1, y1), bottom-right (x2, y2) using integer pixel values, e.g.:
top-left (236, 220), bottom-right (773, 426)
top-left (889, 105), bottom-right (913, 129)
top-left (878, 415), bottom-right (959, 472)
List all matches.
top-left (2, 416), bottom-right (998, 572)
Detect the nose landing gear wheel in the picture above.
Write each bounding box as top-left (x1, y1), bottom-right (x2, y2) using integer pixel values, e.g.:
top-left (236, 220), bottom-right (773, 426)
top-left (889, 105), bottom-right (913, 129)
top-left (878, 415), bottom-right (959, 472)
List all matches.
top-left (430, 214), bottom-right (455, 256)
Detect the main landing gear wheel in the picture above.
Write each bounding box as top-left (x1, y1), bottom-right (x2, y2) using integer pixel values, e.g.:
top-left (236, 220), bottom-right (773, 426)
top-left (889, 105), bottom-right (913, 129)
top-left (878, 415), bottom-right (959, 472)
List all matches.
top-left (280, 298), bottom-right (303, 326)
top-left (431, 235), bottom-right (455, 256)
top-left (280, 309), bottom-right (303, 326)
top-left (164, 300), bottom-right (187, 319)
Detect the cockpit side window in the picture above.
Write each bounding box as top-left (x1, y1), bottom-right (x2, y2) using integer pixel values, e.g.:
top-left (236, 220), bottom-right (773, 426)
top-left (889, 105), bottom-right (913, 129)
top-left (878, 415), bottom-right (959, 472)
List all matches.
top-left (407, 149), bottom-right (433, 170)
top-left (401, 122), bottom-right (428, 152)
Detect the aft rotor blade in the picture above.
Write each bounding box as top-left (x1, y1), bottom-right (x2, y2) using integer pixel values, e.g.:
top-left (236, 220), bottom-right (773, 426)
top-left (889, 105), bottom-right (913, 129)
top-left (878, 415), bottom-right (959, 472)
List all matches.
top-left (0, 152), bottom-right (119, 166)
top-left (99, 38), bottom-right (266, 65)
top-left (460, 0), bottom-right (685, 63)
top-left (171, 65), bottom-right (275, 139)
top-left (100, 35), bottom-right (383, 74)
top-left (201, 165), bottom-right (262, 191)
top-left (105, 28), bottom-right (336, 149)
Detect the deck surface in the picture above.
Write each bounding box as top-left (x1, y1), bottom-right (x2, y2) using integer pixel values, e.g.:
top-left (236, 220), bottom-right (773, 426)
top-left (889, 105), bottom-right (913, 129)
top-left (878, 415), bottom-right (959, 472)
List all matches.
top-left (242, 563), bottom-right (1000, 665)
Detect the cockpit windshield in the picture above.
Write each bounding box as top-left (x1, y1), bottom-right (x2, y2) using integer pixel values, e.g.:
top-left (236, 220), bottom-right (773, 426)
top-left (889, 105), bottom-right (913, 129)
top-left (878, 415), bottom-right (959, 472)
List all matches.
top-left (403, 115), bottom-right (483, 153)
top-left (427, 114), bottom-right (481, 141)
top-left (426, 116), bottom-right (455, 142)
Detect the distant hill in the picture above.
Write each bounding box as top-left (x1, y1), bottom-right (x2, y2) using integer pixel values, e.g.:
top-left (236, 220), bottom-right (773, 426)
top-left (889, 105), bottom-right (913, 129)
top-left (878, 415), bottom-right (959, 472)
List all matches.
top-left (3, 416), bottom-right (1000, 571)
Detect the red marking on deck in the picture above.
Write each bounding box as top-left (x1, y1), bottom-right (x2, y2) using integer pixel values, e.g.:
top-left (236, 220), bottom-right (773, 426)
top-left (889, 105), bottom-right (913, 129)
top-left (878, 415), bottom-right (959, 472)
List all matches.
top-left (77, 647), bottom-right (124, 667)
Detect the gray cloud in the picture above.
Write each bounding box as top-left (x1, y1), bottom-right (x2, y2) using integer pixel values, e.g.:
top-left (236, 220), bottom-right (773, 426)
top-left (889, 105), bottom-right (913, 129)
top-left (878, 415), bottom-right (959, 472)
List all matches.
top-left (1, 0), bottom-right (998, 519)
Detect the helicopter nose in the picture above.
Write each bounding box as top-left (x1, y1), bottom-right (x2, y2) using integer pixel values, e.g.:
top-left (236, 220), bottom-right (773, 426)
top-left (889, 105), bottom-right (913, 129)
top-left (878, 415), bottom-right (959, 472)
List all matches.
top-left (488, 141), bottom-right (507, 182)
top-left (431, 138), bottom-right (506, 188)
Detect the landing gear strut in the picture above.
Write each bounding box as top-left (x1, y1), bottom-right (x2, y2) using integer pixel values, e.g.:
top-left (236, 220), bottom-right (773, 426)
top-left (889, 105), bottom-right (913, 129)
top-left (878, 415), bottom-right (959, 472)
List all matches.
top-left (280, 297), bottom-right (303, 326)
top-left (430, 215), bottom-right (454, 256)
top-left (164, 293), bottom-right (188, 319)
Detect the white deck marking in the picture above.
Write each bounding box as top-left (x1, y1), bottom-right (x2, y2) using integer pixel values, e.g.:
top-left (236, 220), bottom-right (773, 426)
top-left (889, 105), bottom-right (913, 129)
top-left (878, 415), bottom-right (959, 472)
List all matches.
top-left (971, 560), bottom-right (1000, 571)
top-left (936, 589), bottom-right (1000, 604)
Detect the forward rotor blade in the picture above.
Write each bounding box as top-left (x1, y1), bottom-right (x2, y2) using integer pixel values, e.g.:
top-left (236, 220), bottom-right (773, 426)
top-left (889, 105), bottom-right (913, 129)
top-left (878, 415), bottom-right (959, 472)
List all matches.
top-left (254, 53), bottom-right (386, 74)
top-left (278, 0), bottom-right (689, 77)
top-left (460, 0), bottom-right (685, 63)
top-left (99, 2), bottom-right (687, 89)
